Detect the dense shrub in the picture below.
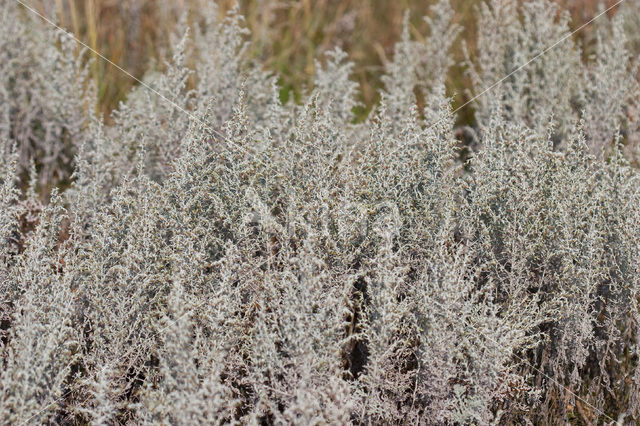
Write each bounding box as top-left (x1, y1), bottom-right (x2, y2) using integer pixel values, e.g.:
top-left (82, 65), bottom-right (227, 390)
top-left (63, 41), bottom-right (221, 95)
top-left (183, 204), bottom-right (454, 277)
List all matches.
top-left (1, 0), bottom-right (640, 424)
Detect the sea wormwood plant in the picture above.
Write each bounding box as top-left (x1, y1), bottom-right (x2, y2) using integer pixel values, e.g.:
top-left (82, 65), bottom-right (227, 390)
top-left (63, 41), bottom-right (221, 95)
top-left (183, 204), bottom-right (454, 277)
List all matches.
top-left (1, 0), bottom-right (640, 424)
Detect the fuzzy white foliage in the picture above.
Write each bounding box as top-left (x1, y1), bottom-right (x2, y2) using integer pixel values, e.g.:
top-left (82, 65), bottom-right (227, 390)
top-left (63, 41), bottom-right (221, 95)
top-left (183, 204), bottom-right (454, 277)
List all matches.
top-left (1, 1), bottom-right (640, 424)
top-left (0, 1), bottom-right (92, 186)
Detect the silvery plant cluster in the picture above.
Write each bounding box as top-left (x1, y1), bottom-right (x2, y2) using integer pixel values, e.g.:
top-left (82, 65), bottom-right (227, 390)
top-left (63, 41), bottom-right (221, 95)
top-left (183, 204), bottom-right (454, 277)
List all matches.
top-left (1, 0), bottom-right (640, 424)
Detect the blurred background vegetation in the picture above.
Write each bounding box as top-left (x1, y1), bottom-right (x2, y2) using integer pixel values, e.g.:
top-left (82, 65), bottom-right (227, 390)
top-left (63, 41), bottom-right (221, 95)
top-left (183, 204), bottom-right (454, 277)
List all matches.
top-left (32, 0), bottom-right (620, 124)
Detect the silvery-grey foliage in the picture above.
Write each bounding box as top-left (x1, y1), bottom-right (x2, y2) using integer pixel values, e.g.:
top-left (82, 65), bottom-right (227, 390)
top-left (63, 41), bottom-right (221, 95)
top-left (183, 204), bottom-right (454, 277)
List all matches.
top-left (0, 0), bottom-right (93, 188)
top-left (1, 0), bottom-right (640, 424)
